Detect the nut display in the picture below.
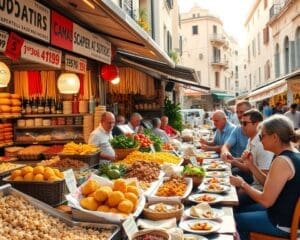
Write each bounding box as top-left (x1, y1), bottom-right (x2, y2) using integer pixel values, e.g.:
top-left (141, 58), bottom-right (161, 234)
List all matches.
top-left (125, 160), bottom-right (160, 183)
top-left (0, 194), bottom-right (113, 240)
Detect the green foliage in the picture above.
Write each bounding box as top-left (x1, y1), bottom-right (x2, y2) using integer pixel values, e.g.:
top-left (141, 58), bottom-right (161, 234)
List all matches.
top-left (168, 50), bottom-right (179, 64)
top-left (163, 97), bottom-right (183, 132)
top-left (182, 164), bottom-right (205, 177)
top-left (110, 135), bottom-right (139, 149)
top-left (136, 9), bottom-right (150, 33)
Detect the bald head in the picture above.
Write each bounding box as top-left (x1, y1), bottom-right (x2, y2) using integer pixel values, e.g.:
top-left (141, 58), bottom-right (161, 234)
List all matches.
top-left (212, 110), bottom-right (227, 130)
top-left (101, 111), bottom-right (115, 132)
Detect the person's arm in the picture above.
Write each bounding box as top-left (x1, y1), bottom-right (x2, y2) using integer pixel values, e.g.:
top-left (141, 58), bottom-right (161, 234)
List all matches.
top-left (230, 156), bottom-right (292, 207)
top-left (221, 129), bottom-right (237, 162)
top-left (243, 152), bottom-right (267, 185)
top-left (100, 152), bottom-right (116, 161)
top-left (201, 144), bottom-right (222, 153)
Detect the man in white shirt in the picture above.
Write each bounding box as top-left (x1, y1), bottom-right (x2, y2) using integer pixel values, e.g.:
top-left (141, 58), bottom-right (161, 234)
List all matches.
top-left (128, 112), bottom-right (143, 133)
top-left (235, 109), bottom-right (273, 210)
top-left (284, 103), bottom-right (300, 129)
top-left (88, 111), bottom-right (116, 162)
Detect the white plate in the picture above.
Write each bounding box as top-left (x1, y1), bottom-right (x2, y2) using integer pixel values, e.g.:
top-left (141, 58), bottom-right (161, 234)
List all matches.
top-left (188, 193), bottom-right (224, 204)
top-left (203, 177), bottom-right (230, 185)
top-left (183, 234), bottom-right (208, 240)
top-left (197, 153), bottom-right (219, 159)
top-left (184, 207), bottom-right (224, 220)
top-left (205, 171), bottom-right (229, 178)
top-left (202, 159), bottom-right (223, 165)
top-left (204, 164), bottom-right (228, 171)
top-left (201, 184), bottom-right (231, 194)
top-left (179, 219), bottom-right (221, 235)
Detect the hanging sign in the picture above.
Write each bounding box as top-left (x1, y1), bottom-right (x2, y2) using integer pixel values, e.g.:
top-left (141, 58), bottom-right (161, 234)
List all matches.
top-left (0, 0), bottom-right (50, 42)
top-left (21, 40), bottom-right (62, 68)
top-left (51, 11), bottom-right (111, 64)
top-left (65, 54), bottom-right (87, 74)
top-left (4, 32), bottom-right (24, 60)
top-left (0, 30), bottom-right (9, 52)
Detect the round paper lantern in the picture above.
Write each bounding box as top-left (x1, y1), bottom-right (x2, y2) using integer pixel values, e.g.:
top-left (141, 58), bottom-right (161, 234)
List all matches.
top-left (57, 73), bottom-right (80, 94)
top-left (100, 64), bottom-right (119, 81)
top-left (0, 62), bottom-right (11, 88)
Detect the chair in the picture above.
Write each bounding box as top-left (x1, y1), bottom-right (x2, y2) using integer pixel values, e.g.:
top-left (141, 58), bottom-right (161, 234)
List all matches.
top-left (250, 198), bottom-right (300, 240)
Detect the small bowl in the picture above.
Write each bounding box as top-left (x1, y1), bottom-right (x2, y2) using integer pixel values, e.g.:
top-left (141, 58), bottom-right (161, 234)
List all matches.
top-left (132, 229), bottom-right (170, 240)
top-left (143, 201), bottom-right (183, 221)
top-left (183, 174), bottom-right (204, 188)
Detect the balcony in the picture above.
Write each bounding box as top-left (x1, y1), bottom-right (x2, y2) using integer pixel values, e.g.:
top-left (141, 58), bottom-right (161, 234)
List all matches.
top-left (211, 58), bottom-right (229, 69)
top-left (210, 34), bottom-right (226, 47)
top-left (269, 0), bottom-right (293, 24)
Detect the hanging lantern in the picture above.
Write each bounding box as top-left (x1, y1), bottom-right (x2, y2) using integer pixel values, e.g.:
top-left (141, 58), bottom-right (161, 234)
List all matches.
top-left (0, 62), bottom-right (11, 88)
top-left (57, 73), bottom-right (80, 94)
top-left (100, 64), bottom-right (119, 81)
top-left (111, 77), bottom-right (120, 85)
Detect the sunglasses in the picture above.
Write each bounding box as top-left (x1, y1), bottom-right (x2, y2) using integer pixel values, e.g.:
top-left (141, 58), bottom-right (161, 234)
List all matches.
top-left (259, 133), bottom-right (267, 141)
top-left (241, 121), bottom-right (254, 127)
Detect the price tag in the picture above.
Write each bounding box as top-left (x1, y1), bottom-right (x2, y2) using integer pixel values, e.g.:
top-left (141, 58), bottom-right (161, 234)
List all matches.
top-left (4, 32), bottom-right (24, 60)
top-left (63, 169), bottom-right (77, 195)
top-left (149, 144), bottom-right (156, 152)
top-left (122, 215), bottom-right (138, 240)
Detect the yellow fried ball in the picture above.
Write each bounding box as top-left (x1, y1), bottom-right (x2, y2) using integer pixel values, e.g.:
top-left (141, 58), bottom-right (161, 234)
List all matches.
top-left (108, 191), bottom-right (125, 207)
top-left (80, 197), bottom-right (98, 211)
top-left (117, 200), bottom-right (134, 214)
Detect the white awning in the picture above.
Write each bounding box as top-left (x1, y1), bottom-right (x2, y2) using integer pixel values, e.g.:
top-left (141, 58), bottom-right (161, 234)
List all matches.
top-left (248, 79), bottom-right (287, 102)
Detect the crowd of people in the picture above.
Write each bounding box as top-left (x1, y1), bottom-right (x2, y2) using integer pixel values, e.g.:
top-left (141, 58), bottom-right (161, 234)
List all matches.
top-left (87, 100), bottom-right (299, 240)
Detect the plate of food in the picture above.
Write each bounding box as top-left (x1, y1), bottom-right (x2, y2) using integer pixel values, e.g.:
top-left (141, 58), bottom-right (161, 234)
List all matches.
top-left (183, 234), bottom-right (208, 240)
top-left (201, 183), bottom-right (230, 193)
top-left (205, 171), bottom-right (229, 178)
top-left (204, 163), bottom-right (228, 171)
top-left (179, 219), bottom-right (221, 235)
top-left (202, 159), bottom-right (223, 165)
top-left (184, 203), bottom-right (224, 219)
top-left (188, 193), bottom-right (224, 204)
top-left (196, 152), bottom-right (219, 159)
top-left (203, 177), bottom-right (230, 185)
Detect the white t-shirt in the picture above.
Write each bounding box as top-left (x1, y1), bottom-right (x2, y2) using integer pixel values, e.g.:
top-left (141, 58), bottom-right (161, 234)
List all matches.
top-left (284, 111), bottom-right (300, 129)
top-left (247, 133), bottom-right (274, 189)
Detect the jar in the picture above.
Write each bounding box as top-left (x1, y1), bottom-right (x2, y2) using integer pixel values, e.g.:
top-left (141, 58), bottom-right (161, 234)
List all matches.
top-left (34, 118), bottom-right (43, 127)
top-left (42, 119), bottom-right (51, 126)
top-left (66, 117), bottom-right (73, 125)
top-left (57, 117), bottom-right (65, 125)
top-left (72, 96), bottom-right (79, 114)
top-left (51, 117), bottom-right (57, 125)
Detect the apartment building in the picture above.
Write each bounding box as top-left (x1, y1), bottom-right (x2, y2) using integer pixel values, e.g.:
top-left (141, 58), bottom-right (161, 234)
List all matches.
top-left (244, 0), bottom-right (300, 106)
top-left (180, 6), bottom-right (239, 108)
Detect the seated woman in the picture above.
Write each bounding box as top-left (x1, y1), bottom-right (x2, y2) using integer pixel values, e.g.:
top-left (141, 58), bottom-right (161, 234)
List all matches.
top-left (152, 117), bottom-right (170, 143)
top-left (230, 115), bottom-right (300, 240)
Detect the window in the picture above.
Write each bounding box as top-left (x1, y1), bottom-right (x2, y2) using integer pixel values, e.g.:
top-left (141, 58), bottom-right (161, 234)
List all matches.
top-left (192, 25), bottom-right (198, 35)
top-left (166, 0), bottom-right (173, 9)
top-left (249, 74), bottom-right (252, 89)
top-left (258, 67), bottom-right (261, 84)
top-left (284, 36), bottom-right (290, 74)
top-left (275, 44), bottom-right (280, 78)
top-left (235, 65), bottom-right (239, 79)
top-left (248, 45), bottom-right (251, 62)
top-left (264, 60), bottom-right (270, 80)
top-left (296, 27), bottom-right (300, 68)
top-left (122, 0), bottom-right (134, 17)
top-left (225, 77), bottom-right (227, 90)
top-left (213, 47), bottom-right (220, 62)
top-left (264, 0), bottom-right (268, 9)
top-left (257, 32), bottom-right (261, 55)
top-left (196, 71), bottom-right (201, 83)
top-left (252, 39), bottom-right (256, 57)
top-left (179, 36), bottom-right (183, 56)
top-left (192, 14), bottom-right (195, 18)
top-left (213, 25), bottom-right (217, 34)
top-left (263, 26), bottom-right (269, 44)
top-left (290, 41), bottom-right (295, 71)
top-left (215, 72), bottom-right (220, 88)
top-left (167, 30), bottom-right (172, 53)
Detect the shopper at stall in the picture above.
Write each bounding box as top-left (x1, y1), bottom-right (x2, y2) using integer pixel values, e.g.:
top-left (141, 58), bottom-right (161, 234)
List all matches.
top-left (88, 111), bottom-right (116, 162)
top-left (112, 114), bottom-right (126, 136)
top-left (221, 100), bottom-right (252, 183)
top-left (152, 117), bottom-right (170, 143)
top-left (128, 112), bottom-right (143, 133)
top-left (199, 110), bottom-right (235, 153)
top-left (234, 109), bottom-right (273, 209)
top-left (284, 103), bottom-right (300, 130)
top-left (160, 115), bottom-right (180, 139)
top-left (230, 115), bottom-right (300, 240)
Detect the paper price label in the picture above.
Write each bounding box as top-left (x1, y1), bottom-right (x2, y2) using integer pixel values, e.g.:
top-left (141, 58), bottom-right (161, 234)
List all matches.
top-left (63, 169), bottom-right (77, 195)
top-left (122, 215), bottom-right (138, 240)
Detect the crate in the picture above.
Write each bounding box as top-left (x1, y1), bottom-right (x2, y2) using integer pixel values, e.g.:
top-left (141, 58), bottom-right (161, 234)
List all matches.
top-left (3, 177), bottom-right (67, 206)
top-left (59, 151), bottom-right (100, 167)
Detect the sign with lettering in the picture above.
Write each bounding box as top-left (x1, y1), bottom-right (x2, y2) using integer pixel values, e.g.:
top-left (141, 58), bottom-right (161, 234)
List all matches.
top-left (65, 54), bottom-right (87, 74)
top-left (21, 40), bottom-right (62, 68)
top-left (63, 169), bottom-right (77, 195)
top-left (51, 11), bottom-right (111, 64)
top-left (0, 0), bottom-right (50, 42)
top-left (4, 32), bottom-right (24, 60)
top-left (0, 30), bottom-right (9, 52)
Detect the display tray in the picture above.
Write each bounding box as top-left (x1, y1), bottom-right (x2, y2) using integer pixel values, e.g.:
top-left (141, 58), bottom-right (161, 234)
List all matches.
top-left (59, 151), bottom-right (100, 167)
top-left (0, 184), bottom-right (120, 240)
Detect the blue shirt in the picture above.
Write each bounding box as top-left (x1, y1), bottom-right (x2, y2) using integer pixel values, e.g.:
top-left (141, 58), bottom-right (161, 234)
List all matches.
top-left (213, 122), bottom-right (235, 146)
top-left (225, 126), bottom-right (248, 157)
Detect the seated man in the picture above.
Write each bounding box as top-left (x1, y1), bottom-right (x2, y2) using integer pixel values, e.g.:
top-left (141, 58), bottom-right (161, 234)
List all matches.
top-left (88, 111), bottom-right (116, 162)
top-left (200, 110), bottom-right (235, 153)
top-left (160, 115), bottom-right (180, 138)
top-left (152, 117), bottom-right (170, 143)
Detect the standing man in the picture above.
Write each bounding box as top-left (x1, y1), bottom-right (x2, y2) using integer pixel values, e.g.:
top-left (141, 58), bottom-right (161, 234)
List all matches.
top-left (232, 109), bottom-right (273, 208)
top-left (160, 115), bottom-right (180, 138)
top-left (88, 111), bottom-right (116, 162)
top-left (284, 103), bottom-right (300, 130)
top-left (221, 100), bottom-right (252, 183)
top-left (200, 110), bottom-right (235, 153)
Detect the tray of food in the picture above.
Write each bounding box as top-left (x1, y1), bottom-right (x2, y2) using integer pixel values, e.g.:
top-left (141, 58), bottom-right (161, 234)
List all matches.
top-left (0, 184), bottom-right (120, 240)
top-left (0, 162), bottom-right (25, 177)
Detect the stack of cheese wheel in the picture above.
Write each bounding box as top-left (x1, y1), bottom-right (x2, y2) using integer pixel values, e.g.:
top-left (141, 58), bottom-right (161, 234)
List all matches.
top-left (0, 92), bottom-right (21, 117)
top-left (0, 123), bottom-right (13, 145)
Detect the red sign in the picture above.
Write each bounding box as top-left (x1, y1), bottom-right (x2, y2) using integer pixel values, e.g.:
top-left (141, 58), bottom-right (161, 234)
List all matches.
top-left (51, 11), bottom-right (73, 51)
top-left (4, 32), bottom-right (24, 60)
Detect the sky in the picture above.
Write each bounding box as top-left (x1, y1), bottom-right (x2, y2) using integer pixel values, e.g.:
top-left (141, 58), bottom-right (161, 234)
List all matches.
top-left (178, 0), bottom-right (254, 46)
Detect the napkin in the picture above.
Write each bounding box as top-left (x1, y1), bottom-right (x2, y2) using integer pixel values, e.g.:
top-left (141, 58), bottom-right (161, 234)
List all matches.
top-left (137, 218), bottom-right (177, 229)
top-left (190, 202), bottom-right (213, 218)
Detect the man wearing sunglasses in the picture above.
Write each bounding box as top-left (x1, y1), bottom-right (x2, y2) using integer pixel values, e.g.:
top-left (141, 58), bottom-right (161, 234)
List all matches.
top-left (233, 109), bottom-right (273, 209)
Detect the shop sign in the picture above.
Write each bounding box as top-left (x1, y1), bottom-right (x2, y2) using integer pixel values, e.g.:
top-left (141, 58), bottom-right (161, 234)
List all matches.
top-left (65, 54), bottom-right (87, 74)
top-left (21, 40), bottom-right (62, 68)
top-left (0, 30), bottom-right (9, 52)
top-left (0, 0), bottom-right (50, 42)
top-left (4, 31), bottom-right (24, 60)
top-left (51, 11), bottom-right (111, 64)
top-left (289, 80), bottom-right (300, 92)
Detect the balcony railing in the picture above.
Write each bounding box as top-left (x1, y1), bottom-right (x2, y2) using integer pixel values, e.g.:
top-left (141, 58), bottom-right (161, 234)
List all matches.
top-left (211, 58), bottom-right (229, 68)
top-left (210, 34), bottom-right (226, 46)
top-left (269, 0), bottom-right (289, 19)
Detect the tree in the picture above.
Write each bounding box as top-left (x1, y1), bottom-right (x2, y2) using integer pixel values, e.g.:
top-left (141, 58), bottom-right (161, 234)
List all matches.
top-left (163, 97), bottom-right (183, 131)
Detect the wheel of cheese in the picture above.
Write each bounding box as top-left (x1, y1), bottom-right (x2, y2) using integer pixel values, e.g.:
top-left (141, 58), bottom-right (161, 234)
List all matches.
top-left (10, 93), bottom-right (20, 99)
top-left (11, 99), bottom-right (21, 106)
top-left (0, 105), bottom-right (11, 112)
top-left (11, 106), bottom-right (21, 113)
top-left (0, 99), bottom-right (11, 105)
top-left (0, 93), bottom-right (10, 98)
